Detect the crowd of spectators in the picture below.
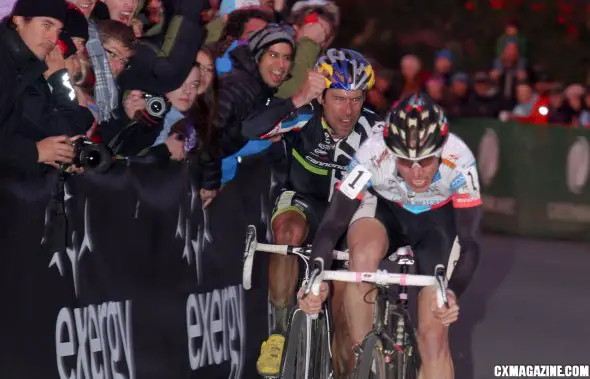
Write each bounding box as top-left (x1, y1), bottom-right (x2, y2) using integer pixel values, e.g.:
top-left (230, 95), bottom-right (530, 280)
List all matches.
top-left (365, 18), bottom-right (590, 128)
top-left (1, 0), bottom-right (588, 210)
top-left (0, 0), bottom-right (341, 204)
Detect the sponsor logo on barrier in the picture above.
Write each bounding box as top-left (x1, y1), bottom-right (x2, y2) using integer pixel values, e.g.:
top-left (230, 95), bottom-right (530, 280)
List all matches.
top-left (178, 184), bottom-right (212, 285)
top-left (56, 301), bottom-right (135, 379)
top-left (477, 128), bottom-right (500, 186)
top-left (46, 187), bottom-right (136, 379)
top-left (547, 202), bottom-right (590, 223)
top-left (566, 137), bottom-right (590, 195)
top-left (186, 285), bottom-right (245, 378)
top-left (482, 195), bottom-right (517, 216)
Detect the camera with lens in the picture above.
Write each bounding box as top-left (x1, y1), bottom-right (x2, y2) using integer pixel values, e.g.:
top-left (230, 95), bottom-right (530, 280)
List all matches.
top-left (142, 93), bottom-right (168, 118)
top-left (61, 138), bottom-right (113, 173)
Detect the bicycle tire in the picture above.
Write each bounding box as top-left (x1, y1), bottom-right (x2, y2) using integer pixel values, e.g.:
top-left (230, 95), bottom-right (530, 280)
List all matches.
top-left (280, 309), bottom-right (311, 379)
top-left (355, 334), bottom-right (387, 379)
top-left (311, 311), bottom-right (333, 379)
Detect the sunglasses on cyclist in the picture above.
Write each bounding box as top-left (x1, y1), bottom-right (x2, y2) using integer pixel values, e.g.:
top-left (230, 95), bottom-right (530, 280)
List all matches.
top-left (396, 155), bottom-right (439, 169)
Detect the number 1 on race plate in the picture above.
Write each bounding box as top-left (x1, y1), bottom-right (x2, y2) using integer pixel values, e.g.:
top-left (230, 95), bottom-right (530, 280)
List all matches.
top-left (340, 165), bottom-right (372, 200)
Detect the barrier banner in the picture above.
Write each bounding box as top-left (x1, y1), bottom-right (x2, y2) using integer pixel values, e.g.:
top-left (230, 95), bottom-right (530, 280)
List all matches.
top-left (452, 118), bottom-right (590, 240)
top-left (0, 158), bottom-right (273, 378)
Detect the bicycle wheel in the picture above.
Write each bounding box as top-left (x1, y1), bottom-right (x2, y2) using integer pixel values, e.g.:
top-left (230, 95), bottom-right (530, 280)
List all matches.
top-left (311, 311), bottom-right (333, 379)
top-left (355, 334), bottom-right (387, 379)
top-left (280, 309), bottom-right (311, 379)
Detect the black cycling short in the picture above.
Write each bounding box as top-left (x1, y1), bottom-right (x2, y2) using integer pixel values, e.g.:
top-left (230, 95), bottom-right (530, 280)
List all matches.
top-left (271, 189), bottom-right (400, 254)
top-left (271, 189), bottom-right (333, 244)
top-left (350, 192), bottom-right (458, 278)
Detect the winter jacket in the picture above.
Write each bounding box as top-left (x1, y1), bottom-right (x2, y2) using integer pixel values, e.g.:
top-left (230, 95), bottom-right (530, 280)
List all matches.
top-left (0, 22), bottom-right (92, 174)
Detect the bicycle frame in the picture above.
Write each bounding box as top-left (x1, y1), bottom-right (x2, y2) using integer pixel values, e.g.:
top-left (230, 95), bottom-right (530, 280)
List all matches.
top-left (370, 249), bottom-right (417, 364)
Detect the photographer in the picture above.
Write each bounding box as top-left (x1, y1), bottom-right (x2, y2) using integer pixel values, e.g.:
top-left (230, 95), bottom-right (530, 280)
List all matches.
top-left (107, 64), bottom-right (202, 161)
top-left (0, 0), bottom-right (82, 174)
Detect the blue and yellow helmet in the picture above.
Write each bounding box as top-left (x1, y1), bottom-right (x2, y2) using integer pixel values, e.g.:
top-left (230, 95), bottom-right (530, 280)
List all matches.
top-left (315, 48), bottom-right (375, 91)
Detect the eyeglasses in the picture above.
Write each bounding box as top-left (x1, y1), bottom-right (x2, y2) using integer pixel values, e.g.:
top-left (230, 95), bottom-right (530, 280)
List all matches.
top-left (104, 47), bottom-right (131, 70)
top-left (396, 156), bottom-right (439, 169)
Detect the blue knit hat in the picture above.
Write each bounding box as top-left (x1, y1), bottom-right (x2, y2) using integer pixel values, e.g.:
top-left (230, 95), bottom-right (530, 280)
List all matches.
top-left (219, 0), bottom-right (261, 17)
top-left (436, 49), bottom-right (454, 63)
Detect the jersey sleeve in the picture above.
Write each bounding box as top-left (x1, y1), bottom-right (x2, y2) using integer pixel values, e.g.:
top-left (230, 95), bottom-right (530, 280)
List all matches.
top-left (242, 101), bottom-right (314, 140)
top-left (449, 148), bottom-right (482, 209)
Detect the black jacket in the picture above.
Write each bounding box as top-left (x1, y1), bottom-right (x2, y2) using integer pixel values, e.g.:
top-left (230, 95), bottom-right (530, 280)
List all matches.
top-left (0, 22), bottom-right (44, 174)
top-left (117, 0), bottom-right (207, 96)
top-left (216, 45), bottom-right (276, 157)
top-left (18, 70), bottom-right (94, 140)
top-left (0, 22), bottom-right (93, 175)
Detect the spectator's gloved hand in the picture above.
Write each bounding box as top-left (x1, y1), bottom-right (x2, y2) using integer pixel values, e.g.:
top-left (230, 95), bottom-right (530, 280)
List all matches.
top-left (165, 133), bottom-right (185, 161)
top-left (174, 0), bottom-right (208, 22)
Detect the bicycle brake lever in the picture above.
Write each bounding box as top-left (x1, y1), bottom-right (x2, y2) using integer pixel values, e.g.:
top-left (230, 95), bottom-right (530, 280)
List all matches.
top-left (434, 264), bottom-right (450, 309)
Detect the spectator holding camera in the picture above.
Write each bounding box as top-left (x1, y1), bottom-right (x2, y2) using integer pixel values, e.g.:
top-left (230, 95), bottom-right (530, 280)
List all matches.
top-left (107, 63), bottom-right (202, 161)
top-left (0, 0), bottom-right (89, 174)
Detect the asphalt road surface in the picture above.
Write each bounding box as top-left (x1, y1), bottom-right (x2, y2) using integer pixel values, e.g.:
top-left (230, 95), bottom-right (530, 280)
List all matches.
top-left (451, 234), bottom-right (590, 379)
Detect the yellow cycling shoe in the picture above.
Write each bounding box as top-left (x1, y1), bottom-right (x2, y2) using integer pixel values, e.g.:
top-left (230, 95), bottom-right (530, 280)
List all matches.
top-left (256, 334), bottom-right (285, 377)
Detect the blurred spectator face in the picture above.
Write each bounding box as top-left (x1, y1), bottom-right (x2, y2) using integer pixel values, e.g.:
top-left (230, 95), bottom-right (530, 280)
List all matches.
top-left (13, 16), bottom-right (63, 60)
top-left (426, 78), bottom-right (444, 101)
top-left (258, 42), bottom-right (293, 88)
top-left (568, 95), bottom-right (582, 111)
top-left (451, 80), bottom-right (468, 98)
top-left (435, 57), bottom-right (452, 75)
top-left (261, 0), bottom-right (274, 7)
top-left (502, 42), bottom-right (519, 66)
top-left (146, 0), bottom-right (162, 24)
top-left (549, 91), bottom-right (563, 108)
top-left (166, 66), bottom-right (200, 112)
top-left (375, 76), bottom-right (391, 93)
top-left (68, 0), bottom-right (98, 18)
top-left (196, 50), bottom-right (215, 95)
top-left (103, 37), bottom-right (132, 78)
top-left (72, 37), bottom-right (86, 56)
top-left (473, 80), bottom-right (490, 96)
top-left (319, 89), bottom-right (364, 137)
top-left (505, 25), bottom-right (518, 36)
top-left (242, 17), bottom-right (268, 39)
top-left (516, 83), bottom-right (533, 104)
top-left (103, 0), bottom-right (139, 25)
top-left (400, 55), bottom-right (420, 80)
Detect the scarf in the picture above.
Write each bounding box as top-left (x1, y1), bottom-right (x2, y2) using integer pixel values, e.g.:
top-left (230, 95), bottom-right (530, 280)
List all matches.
top-left (86, 20), bottom-right (118, 122)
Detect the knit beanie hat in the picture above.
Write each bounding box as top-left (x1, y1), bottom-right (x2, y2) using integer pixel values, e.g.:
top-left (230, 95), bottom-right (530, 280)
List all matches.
top-left (64, 4), bottom-right (89, 41)
top-left (248, 23), bottom-right (295, 62)
top-left (11, 0), bottom-right (68, 24)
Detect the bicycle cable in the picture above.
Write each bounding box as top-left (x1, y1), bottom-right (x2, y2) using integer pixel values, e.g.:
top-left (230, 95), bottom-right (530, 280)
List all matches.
top-left (363, 286), bottom-right (379, 305)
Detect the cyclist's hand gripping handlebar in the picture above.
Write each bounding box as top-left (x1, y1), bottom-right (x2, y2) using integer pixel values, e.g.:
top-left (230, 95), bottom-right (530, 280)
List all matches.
top-left (302, 258), bottom-right (325, 320)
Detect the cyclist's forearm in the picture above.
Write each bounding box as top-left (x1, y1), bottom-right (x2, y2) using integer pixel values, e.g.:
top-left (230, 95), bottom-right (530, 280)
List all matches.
top-left (311, 190), bottom-right (360, 269)
top-left (241, 99), bottom-right (297, 139)
top-left (448, 205), bottom-right (483, 296)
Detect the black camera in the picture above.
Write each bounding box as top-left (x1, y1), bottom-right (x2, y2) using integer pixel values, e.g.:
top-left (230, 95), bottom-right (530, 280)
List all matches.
top-left (142, 93), bottom-right (168, 118)
top-left (62, 138), bottom-right (113, 173)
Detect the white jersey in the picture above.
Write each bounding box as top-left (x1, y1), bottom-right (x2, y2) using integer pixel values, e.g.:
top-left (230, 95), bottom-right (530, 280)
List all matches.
top-left (339, 133), bottom-right (482, 214)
